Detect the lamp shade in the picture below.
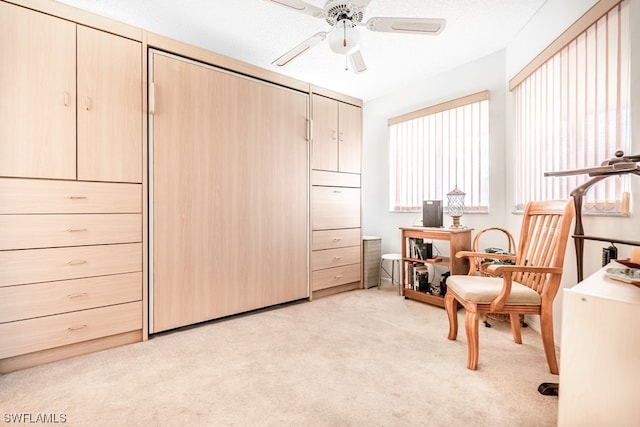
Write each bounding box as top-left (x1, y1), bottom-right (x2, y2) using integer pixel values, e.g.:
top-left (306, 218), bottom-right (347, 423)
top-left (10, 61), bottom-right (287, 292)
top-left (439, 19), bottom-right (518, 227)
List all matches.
top-left (447, 185), bottom-right (466, 228)
top-left (328, 19), bottom-right (360, 55)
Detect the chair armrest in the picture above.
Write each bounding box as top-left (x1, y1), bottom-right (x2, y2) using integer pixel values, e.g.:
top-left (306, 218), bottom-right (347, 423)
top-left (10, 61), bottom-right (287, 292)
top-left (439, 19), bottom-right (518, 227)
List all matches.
top-left (487, 265), bottom-right (564, 312)
top-left (486, 265), bottom-right (563, 276)
top-left (455, 251), bottom-right (516, 262)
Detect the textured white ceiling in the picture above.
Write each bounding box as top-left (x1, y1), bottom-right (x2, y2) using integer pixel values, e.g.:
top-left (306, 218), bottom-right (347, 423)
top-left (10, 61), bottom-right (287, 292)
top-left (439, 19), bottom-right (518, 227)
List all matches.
top-left (54, 0), bottom-right (547, 101)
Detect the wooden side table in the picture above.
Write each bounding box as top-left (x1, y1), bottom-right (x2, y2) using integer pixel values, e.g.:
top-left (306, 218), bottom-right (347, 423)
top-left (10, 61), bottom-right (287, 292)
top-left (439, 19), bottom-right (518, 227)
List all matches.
top-left (400, 227), bottom-right (472, 308)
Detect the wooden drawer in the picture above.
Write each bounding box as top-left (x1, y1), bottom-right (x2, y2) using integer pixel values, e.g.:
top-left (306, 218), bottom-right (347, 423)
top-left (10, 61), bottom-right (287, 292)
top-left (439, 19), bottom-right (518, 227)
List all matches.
top-left (312, 186), bottom-right (360, 230)
top-left (0, 243), bottom-right (142, 287)
top-left (0, 272), bottom-right (142, 323)
top-left (312, 246), bottom-right (361, 271)
top-left (0, 301), bottom-right (142, 359)
top-left (312, 228), bottom-right (361, 250)
top-left (0, 214), bottom-right (141, 250)
top-left (0, 178), bottom-right (141, 214)
top-left (311, 170), bottom-right (360, 187)
top-left (312, 264), bottom-right (361, 291)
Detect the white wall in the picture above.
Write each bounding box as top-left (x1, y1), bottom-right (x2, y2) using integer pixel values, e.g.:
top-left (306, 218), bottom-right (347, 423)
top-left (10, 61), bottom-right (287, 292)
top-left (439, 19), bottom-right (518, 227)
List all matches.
top-left (362, 49), bottom-right (508, 256)
top-left (362, 0), bottom-right (640, 344)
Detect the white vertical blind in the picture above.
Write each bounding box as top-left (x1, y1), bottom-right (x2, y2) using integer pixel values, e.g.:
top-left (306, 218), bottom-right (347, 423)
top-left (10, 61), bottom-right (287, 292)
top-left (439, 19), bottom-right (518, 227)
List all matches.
top-left (513, 1), bottom-right (630, 213)
top-left (389, 92), bottom-right (489, 212)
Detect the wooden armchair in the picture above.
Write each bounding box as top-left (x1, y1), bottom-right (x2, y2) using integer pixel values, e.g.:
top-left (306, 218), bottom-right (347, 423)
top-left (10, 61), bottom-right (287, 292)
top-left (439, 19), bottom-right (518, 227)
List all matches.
top-left (444, 200), bottom-right (575, 374)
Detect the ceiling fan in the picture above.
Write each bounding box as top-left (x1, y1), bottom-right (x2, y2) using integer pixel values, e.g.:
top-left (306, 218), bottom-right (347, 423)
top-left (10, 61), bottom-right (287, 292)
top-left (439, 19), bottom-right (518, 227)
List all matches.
top-left (265, 0), bottom-right (446, 73)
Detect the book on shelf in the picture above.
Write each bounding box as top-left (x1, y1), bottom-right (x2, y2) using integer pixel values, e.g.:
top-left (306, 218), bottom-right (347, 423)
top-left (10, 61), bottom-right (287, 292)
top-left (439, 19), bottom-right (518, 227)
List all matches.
top-left (408, 238), bottom-right (434, 260)
top-left (406, 263), bottom-right (429, 291)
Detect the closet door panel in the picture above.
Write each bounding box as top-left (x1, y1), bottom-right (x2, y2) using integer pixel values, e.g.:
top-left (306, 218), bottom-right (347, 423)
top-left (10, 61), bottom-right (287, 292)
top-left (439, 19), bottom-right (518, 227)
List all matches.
top-left (338, 101), bottom-right (362, 174)
top-left (311, 95), bottom-right (338, 171)
top-left (152, 53), bottom-right (308, 332)
top-left (77, 26), bottom-right (142, 183)
top-left (0, 3), bottom-right (76, 180)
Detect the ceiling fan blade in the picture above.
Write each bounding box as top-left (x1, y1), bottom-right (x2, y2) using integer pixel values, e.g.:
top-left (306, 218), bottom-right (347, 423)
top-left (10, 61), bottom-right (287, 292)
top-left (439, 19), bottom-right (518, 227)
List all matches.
top-left (349, 50), bottom-right (367, 74)
top-left (272, 32), bottom-right (327, 67)
top-left (349, 0), bottom-right (372, 8)
top-left (263, 0), bottom-right (324, 18)
top-left (365, 17), bottom-right (446, 35)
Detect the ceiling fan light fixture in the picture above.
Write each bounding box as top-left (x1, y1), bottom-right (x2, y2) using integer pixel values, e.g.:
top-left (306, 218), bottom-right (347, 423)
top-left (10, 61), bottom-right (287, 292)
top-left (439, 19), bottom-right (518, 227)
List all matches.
top-left (328, 19), bottom-right (360, 55)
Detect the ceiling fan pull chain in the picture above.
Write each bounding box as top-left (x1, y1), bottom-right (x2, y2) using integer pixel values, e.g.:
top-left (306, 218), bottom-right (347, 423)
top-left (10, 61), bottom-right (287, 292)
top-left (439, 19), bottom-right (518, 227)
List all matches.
top-left (343, 20), bottom-right (347, 47)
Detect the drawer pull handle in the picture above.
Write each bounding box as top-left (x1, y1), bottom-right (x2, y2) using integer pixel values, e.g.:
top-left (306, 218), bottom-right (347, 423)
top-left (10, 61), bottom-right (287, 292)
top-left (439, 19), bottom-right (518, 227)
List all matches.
top-left (68, 196), bottom-right (87, 200)
top-left (332, 237), bottom-right (342, 241)
top-left (334, 274), bottom-right (343, 279)
top-left (68, 292), bottom-right (88, 298)
top-left (68, 325), bottom-right (87, 332)
top-left (67, 260), bottom-right (87, 266)
top-left (333, 190), bottom-right (342, 193)
top-left (67, 228), bottom-right (88, 233)
top-left (333, 256), bottom-right (342, 260)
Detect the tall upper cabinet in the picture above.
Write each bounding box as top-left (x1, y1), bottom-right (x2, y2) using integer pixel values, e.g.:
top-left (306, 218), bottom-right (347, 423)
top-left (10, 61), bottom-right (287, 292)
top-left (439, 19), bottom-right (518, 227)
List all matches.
top-left (0, 1), bottom-right (144, 373)
top-left (0, 3), bottom-right (142, 182)
top-left (311, 94), bottom-right (362, 173)
top-left (310, 93), bottom-right (363, 298)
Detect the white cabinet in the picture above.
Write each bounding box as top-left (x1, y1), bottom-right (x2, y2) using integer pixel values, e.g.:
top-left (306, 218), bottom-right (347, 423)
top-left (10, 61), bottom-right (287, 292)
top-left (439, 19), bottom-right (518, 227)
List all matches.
top-left (557, 262), bottom-right (640, 425)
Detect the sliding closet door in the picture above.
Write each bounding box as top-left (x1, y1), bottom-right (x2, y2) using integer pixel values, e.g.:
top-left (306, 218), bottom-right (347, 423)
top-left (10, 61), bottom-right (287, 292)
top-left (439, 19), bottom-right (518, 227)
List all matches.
top-left (150, 52), bottom-right (308, 332)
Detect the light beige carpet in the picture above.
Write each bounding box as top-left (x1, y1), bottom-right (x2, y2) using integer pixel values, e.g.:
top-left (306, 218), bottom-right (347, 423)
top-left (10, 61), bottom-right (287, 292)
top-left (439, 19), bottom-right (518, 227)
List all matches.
top-left (0, 284), bottom-right (558, 426)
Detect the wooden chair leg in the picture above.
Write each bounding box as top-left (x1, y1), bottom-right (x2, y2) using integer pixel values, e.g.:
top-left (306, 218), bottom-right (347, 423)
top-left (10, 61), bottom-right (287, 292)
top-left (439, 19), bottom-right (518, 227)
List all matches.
top-left (464, 309), bottom-right (480, 370)
top-left (444, 293), bottom-right (458, 340)
top-left (540, 310), bottom-right (559, 374)
top-left (509, 313), bottom-right (522, 344)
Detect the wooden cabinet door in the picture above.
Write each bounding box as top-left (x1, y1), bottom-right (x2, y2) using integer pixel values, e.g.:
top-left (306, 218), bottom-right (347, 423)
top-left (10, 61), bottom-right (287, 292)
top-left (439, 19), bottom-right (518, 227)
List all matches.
top-left (77, 26), bottom-right (142, 183)
top-left (338, 102), bottom-right (362, 174)
top-left (0, 3), bottom-right (76, 180)
top-left (311, 94), bottom-right (338, 171)
top-left (151, 52), bottom-right (308, 332)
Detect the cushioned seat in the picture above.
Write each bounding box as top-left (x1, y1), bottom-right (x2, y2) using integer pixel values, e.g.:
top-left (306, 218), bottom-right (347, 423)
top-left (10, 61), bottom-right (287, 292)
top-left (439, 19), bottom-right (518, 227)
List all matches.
top-left (446, 276), bottom-right (541, 305)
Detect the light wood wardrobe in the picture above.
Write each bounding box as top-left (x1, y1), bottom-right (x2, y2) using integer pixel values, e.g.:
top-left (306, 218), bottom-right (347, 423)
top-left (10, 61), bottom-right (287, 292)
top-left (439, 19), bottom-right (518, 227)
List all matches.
top-left (0, 0), bottom-right (144, 373)
top-left (149, 51), bottom-right (309, 332)
top-left (310, 93), bottom-right (363, 298)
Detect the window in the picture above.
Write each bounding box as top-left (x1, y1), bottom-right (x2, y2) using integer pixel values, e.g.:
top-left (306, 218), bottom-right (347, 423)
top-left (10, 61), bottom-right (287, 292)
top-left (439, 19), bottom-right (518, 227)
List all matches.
top-left (388, 91), bottom-right (490, 212)
top-left (511, 0), bottom-right (630, 213)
